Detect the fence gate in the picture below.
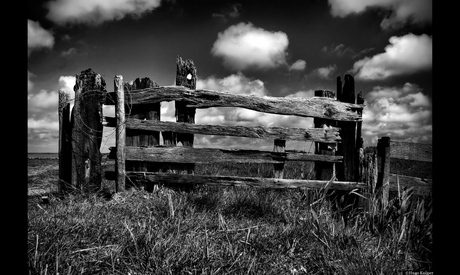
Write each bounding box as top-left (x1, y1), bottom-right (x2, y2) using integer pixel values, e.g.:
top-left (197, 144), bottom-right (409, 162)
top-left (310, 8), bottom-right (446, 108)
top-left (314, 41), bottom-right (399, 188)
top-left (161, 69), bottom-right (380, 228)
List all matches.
top-left (100, 56), bottom-right (366, 193)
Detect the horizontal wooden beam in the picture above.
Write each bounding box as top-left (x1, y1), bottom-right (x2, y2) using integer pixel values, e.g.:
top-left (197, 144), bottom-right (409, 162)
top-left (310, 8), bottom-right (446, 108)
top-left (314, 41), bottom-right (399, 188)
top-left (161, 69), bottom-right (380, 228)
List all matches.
top-left (106, 86), bottom-right (363, 121)
top-left (103, 117), bottom-right (341, 143)
top-left (123, 172), bottom-right (367, 191)
top-left (390, 141), bottom-right (432, 162)
top-left (120, 146), bottom-right (343, 164)
top-left (389, 174), bottom-right (432, 195)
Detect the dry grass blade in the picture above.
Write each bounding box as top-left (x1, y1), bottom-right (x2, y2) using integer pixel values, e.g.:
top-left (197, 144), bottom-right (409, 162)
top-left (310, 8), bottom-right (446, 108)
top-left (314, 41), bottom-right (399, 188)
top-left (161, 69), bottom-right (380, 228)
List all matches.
top-left (309, 174), bottom-right (336, 207)
top-left (71, 245), bottom-right (119, 254)
top-left (168, 192), bottom-right (175, 218)
top-left (122, 220), bottom-right (139, 259)
top-left (34, 234), bottom-right (39, 269)
top-left (349, 188), bottom-right (368, 200)
top-left (311, 231), bottom-right (330, 250)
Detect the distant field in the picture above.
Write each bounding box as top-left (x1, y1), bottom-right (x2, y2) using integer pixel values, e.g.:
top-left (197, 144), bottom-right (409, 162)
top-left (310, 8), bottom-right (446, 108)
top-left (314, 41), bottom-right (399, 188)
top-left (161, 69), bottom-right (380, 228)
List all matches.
top-left (28, 153), bottom-right (110, 159)
top-left (28, 153), bottom-right (58, 159)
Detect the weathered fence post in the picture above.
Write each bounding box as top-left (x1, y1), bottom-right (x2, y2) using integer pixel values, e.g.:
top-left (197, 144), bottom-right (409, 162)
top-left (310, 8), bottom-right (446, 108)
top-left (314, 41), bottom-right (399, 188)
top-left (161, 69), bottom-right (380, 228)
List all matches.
top-left (115, 75), bottom-right (126, 193)
top-left (124, 77), bottom-right (161, 188)
top-left (361, 146), bottom-right (378, 211)
top-left (377, 136), bottom-right (391, 208)
top-left (70, 68), bottom-right (106, 192)
top-left (124, 78), bottom-right (160, 150)
top-left (314, 89), bottom-right (336, 181)
top-left (337, 74), bottom-right (356, 181)
top-left (58, 90), bottom-right (71, 194)
top-left (355, 92), bottom-right (364, 181)
top-left (174, 56), bottom-right (197, 175)
top-left (334, 74), bottom-right (359, 223)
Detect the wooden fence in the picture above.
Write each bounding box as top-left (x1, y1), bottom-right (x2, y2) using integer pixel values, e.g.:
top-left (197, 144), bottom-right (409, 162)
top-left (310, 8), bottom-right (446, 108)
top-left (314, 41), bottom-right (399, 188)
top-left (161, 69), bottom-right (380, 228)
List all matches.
top-left (102, 56), bottom-right (366, 193)
top-left (58, 56), bottom-right (431, 205)
top-left (388, 140), bottom-right (432, 195)
top-left (359, 137), bottom-right (432, 208)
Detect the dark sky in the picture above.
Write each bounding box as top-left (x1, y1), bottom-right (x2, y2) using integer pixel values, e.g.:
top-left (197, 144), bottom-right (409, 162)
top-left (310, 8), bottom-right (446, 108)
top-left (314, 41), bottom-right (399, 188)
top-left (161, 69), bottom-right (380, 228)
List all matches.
top-left (28, 0), bottom-right (432, 152)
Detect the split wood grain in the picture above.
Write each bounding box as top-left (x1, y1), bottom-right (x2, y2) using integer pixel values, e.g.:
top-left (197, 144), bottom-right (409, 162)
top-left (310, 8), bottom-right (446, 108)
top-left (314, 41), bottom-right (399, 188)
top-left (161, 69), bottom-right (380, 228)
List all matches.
top-left (102, 118), bottom-right (341, 143)
top-left (124, 146), bottom-right (343, 164)
top-left (125, 172), bottom-right (367, 191)
top-left (106, 86), bottom-right (363, 121)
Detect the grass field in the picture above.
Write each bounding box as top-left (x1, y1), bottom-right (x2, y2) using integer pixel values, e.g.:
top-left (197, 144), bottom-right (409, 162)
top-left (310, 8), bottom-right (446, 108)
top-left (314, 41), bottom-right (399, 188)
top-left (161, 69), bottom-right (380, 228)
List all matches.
top-left (28, 158), bottom-right (432, 274)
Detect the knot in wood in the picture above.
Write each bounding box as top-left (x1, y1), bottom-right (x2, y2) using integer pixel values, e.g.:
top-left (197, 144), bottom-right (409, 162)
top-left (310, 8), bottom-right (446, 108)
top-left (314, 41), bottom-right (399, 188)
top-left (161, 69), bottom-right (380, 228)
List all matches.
top-left (323, 103), bottom-right (336, 118)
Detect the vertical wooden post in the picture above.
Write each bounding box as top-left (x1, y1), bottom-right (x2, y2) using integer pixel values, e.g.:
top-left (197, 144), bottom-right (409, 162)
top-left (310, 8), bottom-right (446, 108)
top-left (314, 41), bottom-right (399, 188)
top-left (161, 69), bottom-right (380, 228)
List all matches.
top-left (58, 90), bottom-right (71, 194)
top-left (334, 75), bottom-right (358, 223)
top-left (377, 137), bottom-right (390, 208)
top-left (124, 78), bottom-right (160, 174)
top-left (361, 146), bottom-right (378, 211)
top-left (174, 56), bottom-right (197, 174)
top-left (367, 147), bottom-right (379, 194)
top-left (337, 74), bottom-right (356, 182)
top-left (115, 75), bottom-right (126, 193)
top-left (70, 68), bottom-right (106, 192)
top-left (273, 139), bottom-right (286, 178)
top-left (314, 90), bottom-right (336, 180)
top-left (355, 91), bottom-right (364, 181)
top-left (314, 90), bottom-right (336, 179)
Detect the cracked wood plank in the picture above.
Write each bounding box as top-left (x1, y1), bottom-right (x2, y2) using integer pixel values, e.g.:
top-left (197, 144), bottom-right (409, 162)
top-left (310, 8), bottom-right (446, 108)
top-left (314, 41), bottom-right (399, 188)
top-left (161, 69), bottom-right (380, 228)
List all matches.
top-left (123, 146), bottom-right (343, 164)
top-left (103, 118), bottom-right (341, 143)
top-left (106, 86), bottom-right (363, 121)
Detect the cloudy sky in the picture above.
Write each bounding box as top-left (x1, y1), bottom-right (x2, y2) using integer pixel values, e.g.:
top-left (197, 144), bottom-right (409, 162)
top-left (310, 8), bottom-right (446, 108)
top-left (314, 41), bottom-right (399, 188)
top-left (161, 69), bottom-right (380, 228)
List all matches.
top-left (28, 0), bottom-right (432, 153)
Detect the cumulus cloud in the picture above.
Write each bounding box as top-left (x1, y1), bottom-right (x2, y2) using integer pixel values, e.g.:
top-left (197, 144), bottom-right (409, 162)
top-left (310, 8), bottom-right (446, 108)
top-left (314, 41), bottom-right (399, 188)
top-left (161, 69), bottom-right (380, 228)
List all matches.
top-left (28, 19), bottom-right (54, 56)
top-left (28, 89), bottom-right (59, 113)
top-left (46, 0), bottom-right (162, 25)
top-left (352, 33), bottom-right (432, 80)
top-left (328, 0), bottom-right (432, 29)
top-left (198, 72), bottom-right (267, 97)
top-left (28, 119), bottom-right (59, 131)
top-left (211, 22), bottom-right (289, 71)
top-left (28, 88), bottom-right (60, 149)
top-left (28, 75), bottom-right (78, 152)
top-left (362, 83), bottom-right (432, 144)
top-left (289, 59), bottom-right (307, 71)
top-left (195, 73), bottom-right (268, 125)
top-left (58, 75), bottom-right (76, 99)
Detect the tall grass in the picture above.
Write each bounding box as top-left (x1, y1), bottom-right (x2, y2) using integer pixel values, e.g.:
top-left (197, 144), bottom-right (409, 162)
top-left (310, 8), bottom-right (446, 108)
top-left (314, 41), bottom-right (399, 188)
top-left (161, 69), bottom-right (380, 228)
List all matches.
top-left (28, 160), bottom-right (432, 274)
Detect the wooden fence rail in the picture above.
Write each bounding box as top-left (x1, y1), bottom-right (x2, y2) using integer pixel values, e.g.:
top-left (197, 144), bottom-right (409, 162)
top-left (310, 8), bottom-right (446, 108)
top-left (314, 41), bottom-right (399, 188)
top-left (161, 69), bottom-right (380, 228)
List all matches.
top-left (105, 86), bottom-right (363, 121)
top-left (103, 118), bottom-right (342, 143)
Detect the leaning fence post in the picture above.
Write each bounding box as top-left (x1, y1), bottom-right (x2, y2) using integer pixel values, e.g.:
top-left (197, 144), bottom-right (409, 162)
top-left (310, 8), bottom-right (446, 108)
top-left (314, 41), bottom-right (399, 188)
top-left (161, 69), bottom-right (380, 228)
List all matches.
top-left (70, 69), bottom-right (106, 192)
top-left (115, 75), bottom-right (126, 193)
top-left (377, 137), bottom-right (390, 208)
top-left (58, 90), bottom-right (71, 195)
